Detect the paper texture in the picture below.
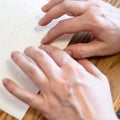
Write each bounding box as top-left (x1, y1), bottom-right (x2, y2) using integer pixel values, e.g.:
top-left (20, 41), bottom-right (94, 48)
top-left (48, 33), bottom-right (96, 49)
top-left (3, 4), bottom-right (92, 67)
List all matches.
top-left (0, 0), bottom-right (72, 119)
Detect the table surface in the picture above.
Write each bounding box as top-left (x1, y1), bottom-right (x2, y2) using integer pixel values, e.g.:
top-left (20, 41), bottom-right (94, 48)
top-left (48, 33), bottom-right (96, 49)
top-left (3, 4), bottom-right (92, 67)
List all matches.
top-left (0, 0), bottom-right (120, 119)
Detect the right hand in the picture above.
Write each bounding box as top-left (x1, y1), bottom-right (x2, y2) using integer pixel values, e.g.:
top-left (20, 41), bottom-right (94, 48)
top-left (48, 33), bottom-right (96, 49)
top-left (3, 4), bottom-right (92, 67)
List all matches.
top-left (39, 0), bottom-right (120, 59)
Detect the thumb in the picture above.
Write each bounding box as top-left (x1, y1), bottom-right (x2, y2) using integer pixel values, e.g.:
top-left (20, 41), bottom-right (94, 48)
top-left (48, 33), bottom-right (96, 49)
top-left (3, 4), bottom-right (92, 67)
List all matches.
top-left (64, 40), bottom-right (105, 59)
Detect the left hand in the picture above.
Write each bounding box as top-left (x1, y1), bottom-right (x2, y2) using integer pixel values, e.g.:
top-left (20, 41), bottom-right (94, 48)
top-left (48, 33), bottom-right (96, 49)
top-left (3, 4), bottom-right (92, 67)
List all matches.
top-left (3, 45), bottom-right (117, 120)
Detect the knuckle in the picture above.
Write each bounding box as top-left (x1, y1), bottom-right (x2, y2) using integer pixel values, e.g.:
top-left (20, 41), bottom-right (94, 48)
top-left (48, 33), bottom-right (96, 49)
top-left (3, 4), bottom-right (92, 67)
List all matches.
top-left (87, 11), bottom-right (98, 23)
top-left (28, 65), bottom-right (38, 75)
top-left (65, 62), bottom-right (74, 69)
top-left (57, 20), bottom-right (65, 29)
top-left (95, 44), bottom-right (108, 56)
top-left (68, 45), bottom-right (86, 59)
top-left (65, 62), bottom-right (78, 73)
top-left (25, 46), bottom-right (34, 53)
top-left (85, 7), bottom-right (105, 27)
top-left (34, 50), bottom-right (46, 60)
top-left (49, 49), bottom-right (56, 57)
top-left (54, 20), bottom-right (66, 34)
top-left (85, 7), bottom-right (101, 25)
top-left (74, 46), bottom-right (86, 59)
top-left (49, 47), bottom-right (60, 57)
top-left (78, 46), bottom-right (85, 55)
top-left (62, 0), bottom-right (70, 9)
top-left (24, 95), bottom-right (34, 105)
top-left (60, 55), bottom-right (70, 67)
top-left (52, 80), bottom-right (70, 94)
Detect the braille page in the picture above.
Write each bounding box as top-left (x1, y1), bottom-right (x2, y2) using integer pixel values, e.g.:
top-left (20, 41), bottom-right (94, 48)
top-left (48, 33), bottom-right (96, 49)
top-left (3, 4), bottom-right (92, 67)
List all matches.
top-left (0, 0), bottom-right (72, 119)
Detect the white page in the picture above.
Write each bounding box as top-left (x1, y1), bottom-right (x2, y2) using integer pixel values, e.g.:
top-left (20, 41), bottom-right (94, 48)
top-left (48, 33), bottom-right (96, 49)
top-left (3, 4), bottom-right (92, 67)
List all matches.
top-left (0, 0), bottom-right (72, 119)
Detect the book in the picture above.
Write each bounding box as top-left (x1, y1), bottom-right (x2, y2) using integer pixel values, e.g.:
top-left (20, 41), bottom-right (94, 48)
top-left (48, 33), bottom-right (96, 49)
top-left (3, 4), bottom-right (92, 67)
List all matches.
top-left (0, 0), bottom-right (72, 119)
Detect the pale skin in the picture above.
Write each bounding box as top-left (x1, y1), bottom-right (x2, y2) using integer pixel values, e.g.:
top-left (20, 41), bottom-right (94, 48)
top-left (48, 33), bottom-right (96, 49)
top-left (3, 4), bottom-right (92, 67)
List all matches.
top-left (39, 0), bottom-right (120, 59)
top-left (3, 45), bottom-right (118, 120)
top-left (2, 0), bottom-right (120, 120)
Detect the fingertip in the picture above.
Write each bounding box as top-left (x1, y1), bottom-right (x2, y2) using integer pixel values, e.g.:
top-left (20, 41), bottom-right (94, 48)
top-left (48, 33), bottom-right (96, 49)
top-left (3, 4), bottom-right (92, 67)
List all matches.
top-left (41, 1), bottom-right (52, 12)
top-left (38, 15), bottom-right (53, 26)
top-left (11, 51), bottom-right (20, 60)
top-left (38, 16), bottom-right (46, 26)
top-left (64, 45), bottom-right (86, 59)
top-left (11, 51), bottom-right (16, 59)
top-left (38, 20), bottom-right (43, 26)
top-left (64, 49), bottom-right (72, 56)
top-left (41, 36), bottom-right (49, 44)
top-left (39, 44), bottom-right (45, 49)
top-left (2, 78), bottom-right (11, 87)
top-left (41, 6), bottom-right (49, 12)
top-left (38, 17), bottom-right (45, 26)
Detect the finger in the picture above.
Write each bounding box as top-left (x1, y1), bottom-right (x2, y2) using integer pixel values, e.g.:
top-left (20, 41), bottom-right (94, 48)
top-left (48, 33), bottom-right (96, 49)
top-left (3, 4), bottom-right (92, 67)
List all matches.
top-left (41, 16), bottom-right (93, 44)
top-left (40, 45), bottom-right (91, 79)
top-left (39, 1), bottom-right (90, 26)
top-left (3, 79), bottom-right (44, 111)
top-left (39, 45), bottom-right (74, 67)
top-left (41, 0), bottom-right (63, 12)
top-left (64, 40), bottom-right (106, 59)
top-left (11, 51), bottom-right (47, 90)
top-left (78, 59), bottom-right (104, 78)
top-left (24, 46), bottom-right (61, 79)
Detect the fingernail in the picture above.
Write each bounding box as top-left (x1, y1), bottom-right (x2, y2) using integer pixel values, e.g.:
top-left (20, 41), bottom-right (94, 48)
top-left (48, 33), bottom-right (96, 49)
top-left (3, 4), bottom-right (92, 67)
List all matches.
top-left (2, 79), bottom-right (10, 86)
top-left (41, 6), bottom-right (46, 12)
top-left (38, 18), bottom-right (44, 26)
top-left (41, 4), bottom-right (49, 12)
top-left (11, 51), bottom-right (20, 59)
top-left (41, 36), bottom-right (47, 44)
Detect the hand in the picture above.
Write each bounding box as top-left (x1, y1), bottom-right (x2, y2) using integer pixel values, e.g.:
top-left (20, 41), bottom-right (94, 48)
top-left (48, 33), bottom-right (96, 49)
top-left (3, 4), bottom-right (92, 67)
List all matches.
top-left (3, 45), bottom-right (118, 120)
top-left (39, 0), bottom-right (120, 59)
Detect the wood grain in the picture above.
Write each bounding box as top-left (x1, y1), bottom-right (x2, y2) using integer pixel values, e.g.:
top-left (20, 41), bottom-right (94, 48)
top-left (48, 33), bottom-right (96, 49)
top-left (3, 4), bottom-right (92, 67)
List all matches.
top-left (114, 95), bottom-right (120, 112)
top-left (0, 0), bottom-right (120, 119)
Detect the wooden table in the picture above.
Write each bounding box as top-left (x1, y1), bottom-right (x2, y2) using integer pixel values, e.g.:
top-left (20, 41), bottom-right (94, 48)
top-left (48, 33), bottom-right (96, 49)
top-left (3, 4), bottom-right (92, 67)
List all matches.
top-left (0, 0), bottom-right (120, 119)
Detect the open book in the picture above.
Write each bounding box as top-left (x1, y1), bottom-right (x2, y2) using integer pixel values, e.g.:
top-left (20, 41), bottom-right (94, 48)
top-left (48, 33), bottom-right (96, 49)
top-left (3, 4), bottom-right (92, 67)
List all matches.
top-left (0, 0), bottom-right (72, 119)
